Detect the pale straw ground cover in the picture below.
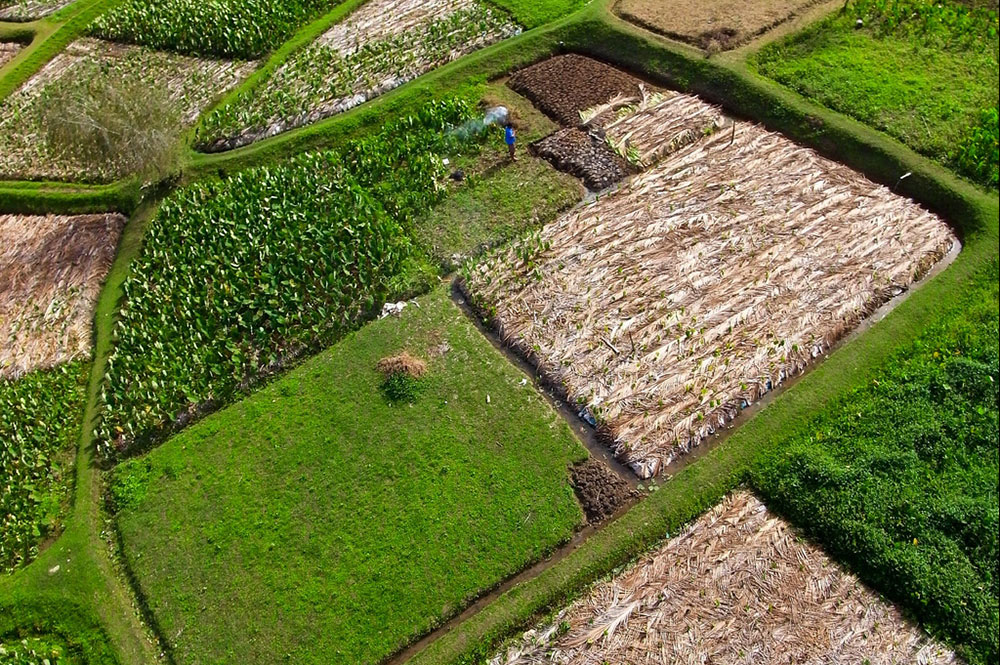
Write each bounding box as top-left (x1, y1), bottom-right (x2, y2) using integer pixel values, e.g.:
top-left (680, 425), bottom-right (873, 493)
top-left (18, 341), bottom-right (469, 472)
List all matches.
top-left (0, 41), bottom-right (24, 68)
top-left (0, 38), bottom-right (255, 181)
top-left (198, 0), bottom-right (520, 150)
top-left (492, 491), bottom-right (958, 665)
top-left (0, 213), bottom-right (126, 378)
top-left (464, 96), bottom-right (956, 478)
top-left (0, 0), bottom-right (74, 20)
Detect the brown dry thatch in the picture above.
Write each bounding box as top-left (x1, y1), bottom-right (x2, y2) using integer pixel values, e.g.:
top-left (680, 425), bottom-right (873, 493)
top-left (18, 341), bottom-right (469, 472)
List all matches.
top-left (0, 41), bottom-right (24, 69)
top-left (318, 0), bottom-right (481, 55)
top-left (492, 491), bottom-right (957, 665)
top-left (465, 107), bottom-right (956, 478)
top-left (0, 213), bottom-right (126, 378)
top-left (376, 352), bottom-right (428, 379)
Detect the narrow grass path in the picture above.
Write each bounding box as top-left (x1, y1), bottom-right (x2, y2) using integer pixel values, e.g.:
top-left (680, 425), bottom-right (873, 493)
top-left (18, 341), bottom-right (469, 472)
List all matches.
top-left (0, 199), bottom-right (164, 665)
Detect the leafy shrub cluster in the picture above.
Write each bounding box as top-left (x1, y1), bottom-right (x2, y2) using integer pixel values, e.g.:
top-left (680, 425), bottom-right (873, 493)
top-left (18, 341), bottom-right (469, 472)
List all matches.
top-left (851, 0), bottom-right (999, 46)
top-left (0, 636), bottom-right (67, 664)
top-left (955, 107), bottom-right (999, 189)
top-left (98, 97), bottom-right (484, 457)
top-left (0, 363), bottom-right (88, 573)
top-left (752, 260), bottom-right (999, 664)
top-left (197, 2), bottom-right (515, 150)
top-left (90, 0), bottom-right (342, 59)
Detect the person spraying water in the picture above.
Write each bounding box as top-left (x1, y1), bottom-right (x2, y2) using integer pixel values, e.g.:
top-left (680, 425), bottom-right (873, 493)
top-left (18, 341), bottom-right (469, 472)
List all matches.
top-left (504, 122), bottom-right (517, 161)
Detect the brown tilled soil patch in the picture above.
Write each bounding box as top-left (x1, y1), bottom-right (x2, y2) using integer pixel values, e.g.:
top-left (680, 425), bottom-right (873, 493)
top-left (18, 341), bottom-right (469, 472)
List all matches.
top-left (0, 213), bottom-right (126, 378)
top-left (492, 491), bottom-right (957, 665)
top-left (616, 0), bottom-right (824, 51)
top-left (508, 54), bottom-right (643, 126)
top-left (532, 128), bottom-right (632, 191)
top-left (569, 459), bottom-right (635, 523)
top-left (0, 42), bottom-right (24, 69)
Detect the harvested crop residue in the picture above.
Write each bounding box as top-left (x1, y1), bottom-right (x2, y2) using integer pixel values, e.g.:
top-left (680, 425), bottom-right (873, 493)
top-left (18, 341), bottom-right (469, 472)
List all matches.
top-left (198, 0), bottom-right (519, 151)
top-left (508, 54), bottom-right (643, 126)
top-left (0, 38), bottom-right (255, 182)
top-left (533, 128), bottom-right (632, 191)
top-left (0, 213), bottom-right (126, 378)
top-left (616, 0), bottom-right (824, 51)
top-left (376, 352), bottom-right (428, 378)
top-left (0, 0), bottom-right (74, 20)
top-left (492, 491), bottom-right (957, 665)
top-left (569, 459), bottom-right (635, 523)
top-left (0, 41), bottom-right (24, 69)
top-left (464, 103), bottom-right (956, 478)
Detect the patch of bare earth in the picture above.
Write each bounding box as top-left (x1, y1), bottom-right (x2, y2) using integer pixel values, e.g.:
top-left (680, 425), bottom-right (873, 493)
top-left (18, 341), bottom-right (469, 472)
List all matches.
top-left (569, 459), bottom-right (635, 523)
top-left (0, 213), bottom-right (126, 378)
top-left (616, 0), bottom-right (825, 51)
top-left (533, 128), bottom-right (632, 191)
top-left (0, 41), bottom-right (24, 68)
top-left (464, 94), bottom-right (956, 478)
top-left (492, 491), bottom-right (957, 665)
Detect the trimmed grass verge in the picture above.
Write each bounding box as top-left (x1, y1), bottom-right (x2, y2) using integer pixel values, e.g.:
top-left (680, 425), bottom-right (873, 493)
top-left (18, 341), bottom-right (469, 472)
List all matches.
top-left (113, 286), bottom-right (587, 665)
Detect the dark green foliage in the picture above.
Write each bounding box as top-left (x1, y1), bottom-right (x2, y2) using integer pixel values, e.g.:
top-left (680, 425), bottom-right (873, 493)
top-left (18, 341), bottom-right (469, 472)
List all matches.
top-left (98, 98), bottom-right (484, 457)
top-left (380, 371), bottom-right (425, 402)
top-left (0, 636), bottom-right (68, 664)
top-left (108, 459), bottom-right (153, 512)
top-left (0, 363), bottom-right (87, 574)
top-left (754, 0), bottom-right (999, 188)
top-left (90, 0), bottom-right (344, 59)
top-left (752, 260), bottom-right (1000, 664)
top-left (0, 597), bottom-right (118, 665)
top-left (485, 0), bottom-right (586, 28)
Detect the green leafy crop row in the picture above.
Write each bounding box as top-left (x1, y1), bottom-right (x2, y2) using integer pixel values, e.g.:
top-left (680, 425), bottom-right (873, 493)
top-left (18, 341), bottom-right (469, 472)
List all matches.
top-left (0, 362), bottom-right (88, 574)
top-left (752, 260), bottom-right (999, 664)
top-left (89, 0), bottom-right (343, 59)
top-left (0, 636), bottom-right (68, 664)
top-left (98, 97), bottom-right (485, 458)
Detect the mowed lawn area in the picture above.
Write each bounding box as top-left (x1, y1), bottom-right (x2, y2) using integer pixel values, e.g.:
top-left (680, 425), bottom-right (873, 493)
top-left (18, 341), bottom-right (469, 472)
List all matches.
top-left (754, 0), bottom-right (999, 188)
top-left (112, 287), bottom-right (587, 665)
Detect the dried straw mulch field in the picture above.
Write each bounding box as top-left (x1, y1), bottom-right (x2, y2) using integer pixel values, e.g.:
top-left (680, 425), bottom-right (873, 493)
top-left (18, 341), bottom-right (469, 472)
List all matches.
top-left (0, 41), bottom-right (24, 69)
top-left (0, 38), bottom-right (255, 182)
top-left (0, 0), bottom-right (74, 21)
top-left (464, 102), bottom-right (956, 478)
top-left (491, 491), bottom-right (958, 665)
top-left (615, 0), bottom-right (824, 51)
top-left (0, 213), bottom-right (126, 378)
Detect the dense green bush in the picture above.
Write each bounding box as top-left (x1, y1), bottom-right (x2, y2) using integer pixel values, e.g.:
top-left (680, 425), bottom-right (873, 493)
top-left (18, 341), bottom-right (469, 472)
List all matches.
top-left (98, 98), bottom-right (485, 457)
top-left (0, 363), bottom-right (87, 574)
top-left (955, 107), bottom-right (999, 189)
top-left (752, 260), bottom-right (999, 664)
top-left (90, 0), bottom-right (343, 59)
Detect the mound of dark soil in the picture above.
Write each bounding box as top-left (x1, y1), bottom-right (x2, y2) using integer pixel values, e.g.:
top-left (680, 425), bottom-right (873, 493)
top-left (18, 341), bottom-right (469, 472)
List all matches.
top-left (533, 128), bottom-right (632, 191)
top-left (570, 459), bottom-right (635, 524)
top-left (508, 54), bottom-right (643, 126)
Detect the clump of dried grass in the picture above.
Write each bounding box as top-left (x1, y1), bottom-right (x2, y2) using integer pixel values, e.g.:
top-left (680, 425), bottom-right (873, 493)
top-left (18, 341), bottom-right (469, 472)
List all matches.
top-left (1, 213), bottom-right (126, 378)
top-left (376, 352), bottom-right (427, 379)
top-left (0, 41), bottom-right (24, 69)
top-left (465, 106), bottom-right (956, 478)
top-left (492, 491), bottom-right (957, 665)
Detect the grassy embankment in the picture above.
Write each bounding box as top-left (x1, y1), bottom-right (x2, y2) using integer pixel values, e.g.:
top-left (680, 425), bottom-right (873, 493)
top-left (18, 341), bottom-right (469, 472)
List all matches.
top-left (112, 286), bottom-right (588, 664)
top-left (753, 0), bottom-right (999, 188)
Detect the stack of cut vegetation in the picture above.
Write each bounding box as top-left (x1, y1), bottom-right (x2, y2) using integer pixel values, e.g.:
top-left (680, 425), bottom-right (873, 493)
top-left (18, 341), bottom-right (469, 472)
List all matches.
top-left (0, 38), bottom-right (254, 182)
top-left (0, 0), bottom-right (74, 21)
top-left (0, 213), bottom-right (125, 378)
top-left (616, 0), bottom-right (822, 51)
top-left (464, 120), bottom-right (955, 478)
top-left (198, 0), bottom-right (519, 151)
top-left (508, 54), bottom-right (644, 126)
top-left (593, 90), bottom-right (728, 168)
top-left (533, 128), bottom-right (632, 191)
top-left (570, 459), bottom-right (635, 523)
top-left (492, 491), bottom-right (957, 665)
top-left (0, 41), bottom-right (24, 68)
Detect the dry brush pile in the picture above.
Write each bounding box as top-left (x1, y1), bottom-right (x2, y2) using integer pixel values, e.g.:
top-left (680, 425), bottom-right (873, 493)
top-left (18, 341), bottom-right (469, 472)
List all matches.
top-left (464, 115), bottom-right (956, 478)
top-left (0, 38), bottom-right (255, 182)
top-left (492, 491), bottom-right (957, 665)
top-left (0, 0), bottom-right (74, 21)
top-left (0, 41), bottom-right (24, 69)
top-left (198, 0), bottom-right (519, 151)
top-left (0, 213), bottom-right (126, 379)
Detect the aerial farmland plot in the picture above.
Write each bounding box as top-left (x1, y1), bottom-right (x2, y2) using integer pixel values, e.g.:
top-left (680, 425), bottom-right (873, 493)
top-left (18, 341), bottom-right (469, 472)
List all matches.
top-left (199, 0), bottom-right (520, 150)
top-left (1, 1), bottom-right (996, 664)
top-left (0, 38), bottom-right (255, 181)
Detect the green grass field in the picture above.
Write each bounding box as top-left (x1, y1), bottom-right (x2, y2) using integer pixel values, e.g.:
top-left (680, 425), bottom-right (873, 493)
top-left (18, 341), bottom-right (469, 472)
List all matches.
top-left (754, 0), bottom-right (998, 188)
top-left (112, 286), bottom-right (587, 664)
top-left (753, 259), bottom-right (999, 664)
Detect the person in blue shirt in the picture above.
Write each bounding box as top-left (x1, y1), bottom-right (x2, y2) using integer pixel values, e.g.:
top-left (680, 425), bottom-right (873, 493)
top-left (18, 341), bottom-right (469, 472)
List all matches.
top-left (504, 122), bottom-right (517, 161)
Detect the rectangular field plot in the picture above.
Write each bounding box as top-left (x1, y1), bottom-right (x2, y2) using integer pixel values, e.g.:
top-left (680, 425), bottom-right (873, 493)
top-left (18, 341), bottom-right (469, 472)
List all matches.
top-left (0, 213), bottom-right (125, 378)
top-left (198, 0), bottom-right (519, 150)
top-left (465, 111), bottom-right (956, 478)
top-left (492, 492), bottom-right (957, 664)
top-left (0, 0), bottom-right (74, 21)
top-left (113, 287), bottom-right (588, 665)
top-left (0, 38), bottom-right (254, 182)
top-left (616, 0), bottom-right (823, 50)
